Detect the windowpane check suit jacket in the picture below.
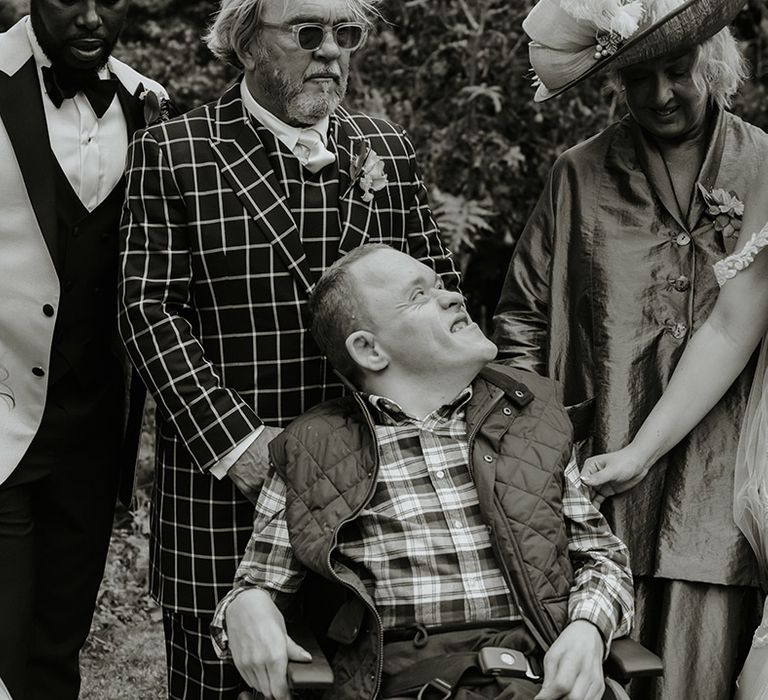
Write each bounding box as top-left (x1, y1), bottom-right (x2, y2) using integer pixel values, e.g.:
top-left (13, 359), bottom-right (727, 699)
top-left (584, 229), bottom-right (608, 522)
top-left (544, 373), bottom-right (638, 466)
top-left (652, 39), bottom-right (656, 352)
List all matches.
top-left (119, 80), bottom-right (458, 614)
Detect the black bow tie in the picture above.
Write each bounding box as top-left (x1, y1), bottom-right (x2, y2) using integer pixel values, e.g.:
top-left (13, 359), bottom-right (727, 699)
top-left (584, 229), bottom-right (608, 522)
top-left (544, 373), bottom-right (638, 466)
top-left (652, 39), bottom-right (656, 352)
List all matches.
top-left (41, 65), bottom-right (118, 119)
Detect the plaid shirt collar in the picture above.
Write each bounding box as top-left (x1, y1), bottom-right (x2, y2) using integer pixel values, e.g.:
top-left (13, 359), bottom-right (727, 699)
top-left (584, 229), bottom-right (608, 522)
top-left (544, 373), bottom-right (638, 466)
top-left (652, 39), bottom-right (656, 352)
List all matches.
top-left (366, 386), bottom-right (473, 427)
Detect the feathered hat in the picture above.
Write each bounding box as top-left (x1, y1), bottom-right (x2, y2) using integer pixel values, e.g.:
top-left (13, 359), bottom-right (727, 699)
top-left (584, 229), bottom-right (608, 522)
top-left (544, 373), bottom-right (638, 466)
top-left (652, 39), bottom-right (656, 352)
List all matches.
top-left (524, 0), bottom-right (746, 101)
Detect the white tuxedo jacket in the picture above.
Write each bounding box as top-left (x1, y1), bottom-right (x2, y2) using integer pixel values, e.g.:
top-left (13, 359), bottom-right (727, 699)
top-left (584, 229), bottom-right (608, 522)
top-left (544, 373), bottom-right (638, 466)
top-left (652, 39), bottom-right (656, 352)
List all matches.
top-left (0, 17), bottom-right (165, 488)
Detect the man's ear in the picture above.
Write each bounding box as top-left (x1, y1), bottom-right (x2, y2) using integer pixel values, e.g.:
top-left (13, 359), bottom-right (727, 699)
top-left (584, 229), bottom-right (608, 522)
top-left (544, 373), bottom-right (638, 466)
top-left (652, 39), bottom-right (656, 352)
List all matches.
top-left (345, 331), bottom-right (389, 374)
top-left (237, 41), bottom-right (258, 72)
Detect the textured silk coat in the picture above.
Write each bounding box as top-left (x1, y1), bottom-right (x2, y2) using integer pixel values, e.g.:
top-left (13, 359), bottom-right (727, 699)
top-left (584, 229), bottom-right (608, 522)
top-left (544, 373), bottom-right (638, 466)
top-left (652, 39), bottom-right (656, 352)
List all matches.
top-left (494, 111), bottom-right (768, 586)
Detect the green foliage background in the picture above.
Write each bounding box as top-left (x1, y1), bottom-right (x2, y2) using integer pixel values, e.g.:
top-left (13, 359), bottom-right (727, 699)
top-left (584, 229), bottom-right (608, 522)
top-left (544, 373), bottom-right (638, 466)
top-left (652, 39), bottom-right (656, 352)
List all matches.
top-left (1, 3), bottom-right (766, 691)
top-left (4, 0), bottom-right (767, 323)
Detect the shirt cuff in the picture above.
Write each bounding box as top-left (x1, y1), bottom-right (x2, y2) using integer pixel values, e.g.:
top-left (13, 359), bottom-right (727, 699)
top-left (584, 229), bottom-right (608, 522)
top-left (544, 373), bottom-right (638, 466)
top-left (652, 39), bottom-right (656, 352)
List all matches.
top-left (210, 585), bottom-right (265, 659)
top-left (569, 606), bottom-right (615, 659)
top-left (209, 426), bottom-right (265, 480)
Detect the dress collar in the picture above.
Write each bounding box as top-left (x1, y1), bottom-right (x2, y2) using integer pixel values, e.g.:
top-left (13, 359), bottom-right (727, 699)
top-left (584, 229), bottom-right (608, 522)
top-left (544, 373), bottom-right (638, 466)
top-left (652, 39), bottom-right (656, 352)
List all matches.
top-left (239, 78), bottom-right (329, 153)
top-left (367, 387), bottom-right (474, 425)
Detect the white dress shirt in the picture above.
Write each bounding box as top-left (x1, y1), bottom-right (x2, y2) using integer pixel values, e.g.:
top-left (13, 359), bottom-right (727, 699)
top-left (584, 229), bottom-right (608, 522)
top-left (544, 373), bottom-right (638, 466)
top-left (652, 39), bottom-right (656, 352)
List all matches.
top-left (239, 78), bottom-right (333, 169)
top-left (27, 18), bottom-right (127, 212)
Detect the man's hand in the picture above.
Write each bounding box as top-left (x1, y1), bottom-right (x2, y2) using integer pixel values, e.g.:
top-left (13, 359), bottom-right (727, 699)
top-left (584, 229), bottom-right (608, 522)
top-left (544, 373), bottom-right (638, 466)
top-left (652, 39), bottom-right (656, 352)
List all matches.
top-left (228, 426), bottom-right (284, 504)
top-left (534, 620), bottom-right (605, 700)
top-left (580, 445), bottom-right (651, 498)
top-left (226, 588), bottom-right (311, 700)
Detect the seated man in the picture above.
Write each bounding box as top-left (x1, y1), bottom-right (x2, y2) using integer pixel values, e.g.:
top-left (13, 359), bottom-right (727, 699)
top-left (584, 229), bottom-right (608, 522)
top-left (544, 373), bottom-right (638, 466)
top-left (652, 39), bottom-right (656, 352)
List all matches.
top-left (210, 244), bottom-right (634, 700)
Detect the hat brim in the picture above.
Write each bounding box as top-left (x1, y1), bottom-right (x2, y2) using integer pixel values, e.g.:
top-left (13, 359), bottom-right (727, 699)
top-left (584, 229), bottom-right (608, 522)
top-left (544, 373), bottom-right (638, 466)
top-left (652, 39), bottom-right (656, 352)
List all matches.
top-left (534, 0), bottom-right (746, 102)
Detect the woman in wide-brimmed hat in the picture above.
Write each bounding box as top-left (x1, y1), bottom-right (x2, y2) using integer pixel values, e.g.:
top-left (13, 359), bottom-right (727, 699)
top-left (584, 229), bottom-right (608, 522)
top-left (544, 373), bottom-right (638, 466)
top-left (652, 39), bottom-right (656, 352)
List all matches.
top-left (493, 1), bottom-right (766, 698)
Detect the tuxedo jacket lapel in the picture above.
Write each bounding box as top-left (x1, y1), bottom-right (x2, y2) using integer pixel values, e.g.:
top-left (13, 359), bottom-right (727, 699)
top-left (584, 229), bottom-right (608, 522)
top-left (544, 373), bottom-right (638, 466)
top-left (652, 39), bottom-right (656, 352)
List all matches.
top-left (116, 80), bottom-right (144, 137)
top-left (333, 111), bottom-right (380, 257)
top-left (210, 85), bottom-right (315, 295)
top-left (0, 57), bottom-right (58, 269)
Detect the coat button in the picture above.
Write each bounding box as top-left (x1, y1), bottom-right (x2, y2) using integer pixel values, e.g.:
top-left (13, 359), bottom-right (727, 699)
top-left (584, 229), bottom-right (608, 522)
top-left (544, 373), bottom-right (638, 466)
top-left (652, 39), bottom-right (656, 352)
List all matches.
top-left (667, 274), bottom-right (690, 292)
top-left (483, 454), bottom-right (494, 463)
top-left (42, 304), bottom-right (55, 317)
top-left (666, 322), bottom-right (687, 340)
top-left (32, 366), bottom-right (45, 377)
top-left (675, 232), bottom-right (691, 246)
top-left (503, 407), bottom-right (512, 416)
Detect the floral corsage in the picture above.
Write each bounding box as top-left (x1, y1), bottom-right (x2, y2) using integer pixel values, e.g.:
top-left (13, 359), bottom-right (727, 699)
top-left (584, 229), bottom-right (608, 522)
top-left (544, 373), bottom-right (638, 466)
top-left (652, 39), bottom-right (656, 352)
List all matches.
top-left (136, 83), bottom-right (175, 127)
top-left (351, 142), bottom-right (388, 203)
top-left (699, 184), bottom-right (744, 239)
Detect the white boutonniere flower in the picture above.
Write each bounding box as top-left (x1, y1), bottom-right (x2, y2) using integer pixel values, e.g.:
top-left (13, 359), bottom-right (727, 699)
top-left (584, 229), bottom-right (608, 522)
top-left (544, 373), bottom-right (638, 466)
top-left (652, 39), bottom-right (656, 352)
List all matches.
top-left (352, 142), bottom-right (388, 202)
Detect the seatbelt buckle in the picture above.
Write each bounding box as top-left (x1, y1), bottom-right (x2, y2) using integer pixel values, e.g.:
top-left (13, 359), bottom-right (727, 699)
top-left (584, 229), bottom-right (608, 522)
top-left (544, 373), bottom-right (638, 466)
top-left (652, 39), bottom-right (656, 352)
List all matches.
top-left (477, 647), bottom-right (542, 680)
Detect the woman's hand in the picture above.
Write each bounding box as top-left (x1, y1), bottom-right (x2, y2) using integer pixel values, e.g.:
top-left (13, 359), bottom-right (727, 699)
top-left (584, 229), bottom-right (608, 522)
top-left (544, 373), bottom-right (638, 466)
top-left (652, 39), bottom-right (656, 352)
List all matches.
top-left (581, 446), bottom-right (651, 497)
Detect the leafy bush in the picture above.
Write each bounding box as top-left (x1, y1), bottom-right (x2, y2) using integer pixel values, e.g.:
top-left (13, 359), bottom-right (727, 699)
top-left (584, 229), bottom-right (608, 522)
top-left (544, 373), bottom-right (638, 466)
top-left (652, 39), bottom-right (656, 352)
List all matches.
top-left (4, 0), bottom-right (765, 320)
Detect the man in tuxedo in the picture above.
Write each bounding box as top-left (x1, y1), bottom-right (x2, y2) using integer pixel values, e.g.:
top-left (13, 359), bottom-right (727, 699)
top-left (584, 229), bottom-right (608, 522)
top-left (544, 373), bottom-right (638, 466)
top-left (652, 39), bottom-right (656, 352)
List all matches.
top-left (0, 1), bottom-right (166, 699)
top-left (119, 0), bottom-right (458, 696)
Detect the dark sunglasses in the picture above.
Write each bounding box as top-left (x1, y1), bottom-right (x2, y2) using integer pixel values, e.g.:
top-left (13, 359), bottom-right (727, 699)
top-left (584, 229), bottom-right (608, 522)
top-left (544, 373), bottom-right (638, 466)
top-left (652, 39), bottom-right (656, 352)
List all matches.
top-left (261, 21), bottom-right (368, 51)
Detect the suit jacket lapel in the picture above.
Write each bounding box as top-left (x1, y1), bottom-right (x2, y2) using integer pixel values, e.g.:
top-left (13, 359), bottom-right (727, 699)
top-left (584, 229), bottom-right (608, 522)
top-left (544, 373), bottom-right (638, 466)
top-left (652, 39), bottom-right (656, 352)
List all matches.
top-left (333, 110), bottom-right (380, 257)
top-left (0, 57), bottom-right (58, 268)
top-left (115, 79), bottom-right (144, 137)
top-left (210, 83), bottom-right (315, 295)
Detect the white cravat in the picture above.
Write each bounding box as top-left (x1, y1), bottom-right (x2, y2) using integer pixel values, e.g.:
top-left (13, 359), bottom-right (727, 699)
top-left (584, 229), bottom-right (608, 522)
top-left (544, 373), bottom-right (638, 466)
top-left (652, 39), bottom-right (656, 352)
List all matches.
top-left (26, 18), bottom-right (127, 212)
top-left (239, 79), bottom-right (335, 173)
top-left (295, 126), bottom-right (336, 173)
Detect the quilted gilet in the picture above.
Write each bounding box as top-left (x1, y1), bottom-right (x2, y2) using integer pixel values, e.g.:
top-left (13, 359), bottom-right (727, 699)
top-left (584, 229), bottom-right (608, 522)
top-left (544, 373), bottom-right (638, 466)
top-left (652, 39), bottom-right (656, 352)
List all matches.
top-left (269, 363), bottom-right (575, 700)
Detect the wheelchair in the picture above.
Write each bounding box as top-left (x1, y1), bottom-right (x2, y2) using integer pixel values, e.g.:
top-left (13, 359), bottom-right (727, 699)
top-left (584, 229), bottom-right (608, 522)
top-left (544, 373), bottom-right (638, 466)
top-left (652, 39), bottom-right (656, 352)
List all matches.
top-left (236, 622), bottom-right (662, 700)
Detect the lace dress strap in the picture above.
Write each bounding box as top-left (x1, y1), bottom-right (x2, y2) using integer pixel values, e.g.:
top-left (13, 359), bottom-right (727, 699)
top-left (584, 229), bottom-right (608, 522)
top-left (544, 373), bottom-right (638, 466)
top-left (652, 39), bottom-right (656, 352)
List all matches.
top-left (713, 223), bottom-right (768, 287)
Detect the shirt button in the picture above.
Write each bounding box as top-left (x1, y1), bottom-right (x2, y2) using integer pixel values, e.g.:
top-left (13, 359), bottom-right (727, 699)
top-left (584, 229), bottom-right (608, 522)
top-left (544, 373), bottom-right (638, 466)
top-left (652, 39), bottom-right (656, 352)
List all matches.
top-left (514, 390), bottom-right (525, 398)
top-left (436, 470), bottom-right (445, 479)
top-left (483, 454), bottom-right (494, 463)
top-left (453, 520), bottom-right (463, 529)
top-left (32, 366), bottom-right (45, 377)
top-left (675, 232), bottom-right (691, 246)
top-left (502, 407), bottom-right (512, 416)
top-left (42, 304), bottom-right (55, 317)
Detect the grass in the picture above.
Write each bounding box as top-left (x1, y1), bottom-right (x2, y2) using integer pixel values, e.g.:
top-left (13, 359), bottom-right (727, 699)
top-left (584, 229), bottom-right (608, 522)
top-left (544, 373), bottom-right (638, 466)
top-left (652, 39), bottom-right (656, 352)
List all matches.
top-left (80, 408), bottom-right (167, 699)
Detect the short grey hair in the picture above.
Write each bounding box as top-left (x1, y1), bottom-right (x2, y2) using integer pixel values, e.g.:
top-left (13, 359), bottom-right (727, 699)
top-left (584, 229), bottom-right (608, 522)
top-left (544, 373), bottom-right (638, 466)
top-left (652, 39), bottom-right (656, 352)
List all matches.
top-left (204, 0), bottom-right (383, 69)
top-left (608, 27), bottom-right (748, 109)
top-left (308, 243), bottom-right (391, 385)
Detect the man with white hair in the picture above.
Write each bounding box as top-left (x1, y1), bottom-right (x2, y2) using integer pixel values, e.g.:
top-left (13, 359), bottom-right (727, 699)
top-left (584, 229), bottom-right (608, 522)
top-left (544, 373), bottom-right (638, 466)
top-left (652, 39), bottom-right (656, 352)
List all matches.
top-left (119, 0), bottom-right (457, 696)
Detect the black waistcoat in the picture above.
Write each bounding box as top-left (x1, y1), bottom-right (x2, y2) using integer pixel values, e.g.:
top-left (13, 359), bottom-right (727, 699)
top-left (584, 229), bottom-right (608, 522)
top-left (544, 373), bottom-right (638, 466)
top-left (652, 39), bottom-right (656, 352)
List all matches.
top-left (39, 161), bottom-right (126, 443)
top-left (256, 125), bottom-right (342, 276)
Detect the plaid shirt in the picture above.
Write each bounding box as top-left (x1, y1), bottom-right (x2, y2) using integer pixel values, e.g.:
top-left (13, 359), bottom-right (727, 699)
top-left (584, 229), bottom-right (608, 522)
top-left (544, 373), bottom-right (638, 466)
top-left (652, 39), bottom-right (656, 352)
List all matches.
top-left (212, 388), bottom-right (633, 654)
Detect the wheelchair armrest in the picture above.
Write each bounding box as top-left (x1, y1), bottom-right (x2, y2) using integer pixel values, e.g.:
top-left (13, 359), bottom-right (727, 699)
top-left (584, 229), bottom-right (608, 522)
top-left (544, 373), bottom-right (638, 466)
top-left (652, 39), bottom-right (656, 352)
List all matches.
top-left (604, 637), bottom-right (663, 683)
top-left (285, 621), bottom-right (335, 690)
